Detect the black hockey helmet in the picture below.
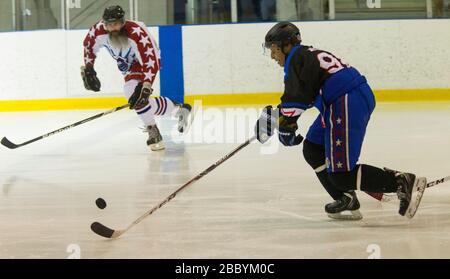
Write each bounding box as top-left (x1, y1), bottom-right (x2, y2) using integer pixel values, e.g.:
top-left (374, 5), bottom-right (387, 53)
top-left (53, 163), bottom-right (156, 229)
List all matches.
top-left (103, 5), bottom-right (125, 24)
top-left (264, 22), bottom-right (301, 51)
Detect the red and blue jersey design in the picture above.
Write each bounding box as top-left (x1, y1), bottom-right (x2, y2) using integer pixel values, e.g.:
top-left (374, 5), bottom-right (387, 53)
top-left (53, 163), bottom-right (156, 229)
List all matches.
top-left (306, 68), bottom-right (376, 173)
top-left (83, 20), bottom-right (160, 85)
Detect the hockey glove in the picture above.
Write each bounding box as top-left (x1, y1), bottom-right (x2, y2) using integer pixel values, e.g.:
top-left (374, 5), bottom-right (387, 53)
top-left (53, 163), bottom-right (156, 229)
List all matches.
top-left (129, 82), bottom-right (153, 110)
top-left (278, 115), bottom-right (304, 146)
top-left (255, 105), bottom-right (278, 144)
top-left (81, 65), bottom-right (101, 92)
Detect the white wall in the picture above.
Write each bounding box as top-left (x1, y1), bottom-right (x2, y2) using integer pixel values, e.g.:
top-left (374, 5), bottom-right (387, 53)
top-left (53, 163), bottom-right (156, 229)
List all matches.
top-left (183, 19), bottom-right (450, 96)
top-left (0, 27), bottom-right (160, 101)
top-left (1, 30), bottom-right (66, 100)
top-left (0, 19), bottom-right (449, 101)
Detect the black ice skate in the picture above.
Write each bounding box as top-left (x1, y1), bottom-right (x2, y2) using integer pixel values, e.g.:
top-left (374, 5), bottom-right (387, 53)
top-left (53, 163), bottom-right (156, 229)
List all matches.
top-left (325, 191), bottom-right (363, 220)
top-left (175, 103), bottom-right (192, 133)
top-left (145, 124), bottom-right (164, 151)
top-left (384, 168), bottom-right (427, 219)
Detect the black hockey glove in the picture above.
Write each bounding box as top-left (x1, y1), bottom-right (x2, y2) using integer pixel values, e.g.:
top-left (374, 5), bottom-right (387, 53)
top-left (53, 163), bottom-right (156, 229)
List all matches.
top-left (81, 65), bottom-right (101, 92)
top-left (278, 115), bottom-right (304, 146)
top-left (129, 82), bottom-right (153, 110)
top-left (255, 105), bottom-right (278, 144)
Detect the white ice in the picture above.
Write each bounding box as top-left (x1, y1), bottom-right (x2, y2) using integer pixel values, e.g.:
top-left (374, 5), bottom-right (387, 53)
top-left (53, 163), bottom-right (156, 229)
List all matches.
top-left (0, 102), bottom-right (449, 259)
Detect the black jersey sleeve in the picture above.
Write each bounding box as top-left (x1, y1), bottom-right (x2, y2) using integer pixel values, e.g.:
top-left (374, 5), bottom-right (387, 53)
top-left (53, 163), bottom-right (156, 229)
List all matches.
top-left (280, 46), bottom-right (325, 113)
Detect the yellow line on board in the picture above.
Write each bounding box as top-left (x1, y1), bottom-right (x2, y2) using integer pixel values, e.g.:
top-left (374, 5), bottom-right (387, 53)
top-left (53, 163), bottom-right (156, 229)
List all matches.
top-left (0, 97), bottom-right (127, 112)
top-left (185, 89), bottom-right (450, 106)
top-left (185, 93), bottom-right (281, 106)
top-left (373, 89), bottom-right (450, 102)
top-left (0, 89), bottom-right (449, 112)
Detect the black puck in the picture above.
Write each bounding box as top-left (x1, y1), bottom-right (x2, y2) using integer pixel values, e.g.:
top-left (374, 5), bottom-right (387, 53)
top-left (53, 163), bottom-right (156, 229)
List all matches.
top-left (95, 198), bottom-right (107, 209)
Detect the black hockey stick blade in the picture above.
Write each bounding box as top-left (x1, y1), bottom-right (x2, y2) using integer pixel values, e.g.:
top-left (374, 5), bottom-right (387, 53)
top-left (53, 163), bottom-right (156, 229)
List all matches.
top-left (90, 222), bottom-right (115, 239)
top-left (91, 136), bottom-right (257, 240)
top-left (1, 137), bottom-right (20, 149)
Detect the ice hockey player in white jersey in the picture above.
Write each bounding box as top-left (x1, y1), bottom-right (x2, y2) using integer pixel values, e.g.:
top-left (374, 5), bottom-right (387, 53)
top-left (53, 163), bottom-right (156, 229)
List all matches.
top-left (81, 5), bottom-right (191, 151)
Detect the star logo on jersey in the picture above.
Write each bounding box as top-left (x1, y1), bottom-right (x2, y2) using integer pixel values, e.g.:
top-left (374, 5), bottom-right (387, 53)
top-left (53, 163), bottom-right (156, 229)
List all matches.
top-left (336, 162), bottom-right (343, 169)
top-left (84, 56), bottom-right (93, 65)
top-left (336, 139), bottom-right (342, 146)
top-left (144, 72), bottom-right (155, 81)
top-left (96, 21), bottom-right (105, 30)
top-left (88, 28), bottom-right (96, 38)
top-left (139, 36), bottom-right (151, 47)
top-left (145, 59), bottom-right (155, 69)
top-left (336, 118), bottom-right (342, 125)
top-left (131, 27), bottom-right (144, 37)
top-left (144, 47), bottom-right (154, 57)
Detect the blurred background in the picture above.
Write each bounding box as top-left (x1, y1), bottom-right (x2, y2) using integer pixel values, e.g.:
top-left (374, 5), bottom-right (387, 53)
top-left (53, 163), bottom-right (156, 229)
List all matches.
top-left (0, 1), bottom-right (448, 108)
top-left (0, 0), bottom-right (449, 31)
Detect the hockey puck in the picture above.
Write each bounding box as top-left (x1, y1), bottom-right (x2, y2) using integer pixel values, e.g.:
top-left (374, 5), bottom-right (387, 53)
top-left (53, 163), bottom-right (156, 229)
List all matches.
top-left (95, 198), bottom-right (107, 210)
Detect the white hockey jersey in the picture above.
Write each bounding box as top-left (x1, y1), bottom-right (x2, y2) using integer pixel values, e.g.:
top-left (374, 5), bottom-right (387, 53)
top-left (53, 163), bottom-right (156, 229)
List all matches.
top-left (83, 20), bottom-right (160, 84)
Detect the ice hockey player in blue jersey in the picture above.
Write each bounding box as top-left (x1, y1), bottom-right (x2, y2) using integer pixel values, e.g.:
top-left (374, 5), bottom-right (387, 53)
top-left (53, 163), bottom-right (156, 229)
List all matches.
top-left (255, 22), bottom-right (427, 220)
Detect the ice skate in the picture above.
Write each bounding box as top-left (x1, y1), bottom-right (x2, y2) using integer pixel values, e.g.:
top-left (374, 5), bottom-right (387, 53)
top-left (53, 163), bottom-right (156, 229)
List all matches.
top-left (325, 191), bottom-right (363, 220)
top-left (175, 103), bottom-right (192, 134)
top-left (145, 124), bottom-right (165, 151)
top-left (385, 168), bottom-right (427, 219)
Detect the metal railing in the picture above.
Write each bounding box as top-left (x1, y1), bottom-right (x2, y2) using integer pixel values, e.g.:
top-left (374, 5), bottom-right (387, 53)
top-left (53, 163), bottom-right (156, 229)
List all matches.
top-left (1, 0), bottom-right (448, 32)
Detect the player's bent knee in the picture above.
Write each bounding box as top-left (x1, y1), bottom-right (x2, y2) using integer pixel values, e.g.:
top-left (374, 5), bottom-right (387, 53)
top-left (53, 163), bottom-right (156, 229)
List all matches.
top-left (328, 171), bottom-right (356, 191)
top-left (303, 140), bottom-right (326, 171)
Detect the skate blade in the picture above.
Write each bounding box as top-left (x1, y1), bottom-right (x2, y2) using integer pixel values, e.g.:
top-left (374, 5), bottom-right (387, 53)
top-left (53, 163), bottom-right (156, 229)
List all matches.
top-left (178, 105), bottom-right (197, 134)
top-left (149, 142), bottom-right (165, 151)
top-left (327, 210), bottom-right (363, 220)
top-left (406, 177), bottom-right (427, 219)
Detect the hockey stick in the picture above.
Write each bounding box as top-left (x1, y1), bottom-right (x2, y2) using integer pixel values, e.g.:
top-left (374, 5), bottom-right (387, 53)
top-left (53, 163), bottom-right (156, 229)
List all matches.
top-left (91, 135), bottom-right (257, 239)
top-left (371, 175), bottom-right (450, 202)
top-left (1, 104), bottom-right (130, 149)
top-left (426, 175), bottom-right (450, 188)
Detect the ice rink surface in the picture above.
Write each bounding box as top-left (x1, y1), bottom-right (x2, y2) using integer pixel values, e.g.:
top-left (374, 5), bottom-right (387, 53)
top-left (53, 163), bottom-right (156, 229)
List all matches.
top-left (0, 102), bottom-right (449, 259)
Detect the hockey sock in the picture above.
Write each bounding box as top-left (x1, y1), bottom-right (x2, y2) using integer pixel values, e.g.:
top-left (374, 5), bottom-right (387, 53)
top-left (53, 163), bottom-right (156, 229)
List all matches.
top-left (135, 96), bottom-right (178, 126)
top-left (329, 164), bottom-right (398, 193)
